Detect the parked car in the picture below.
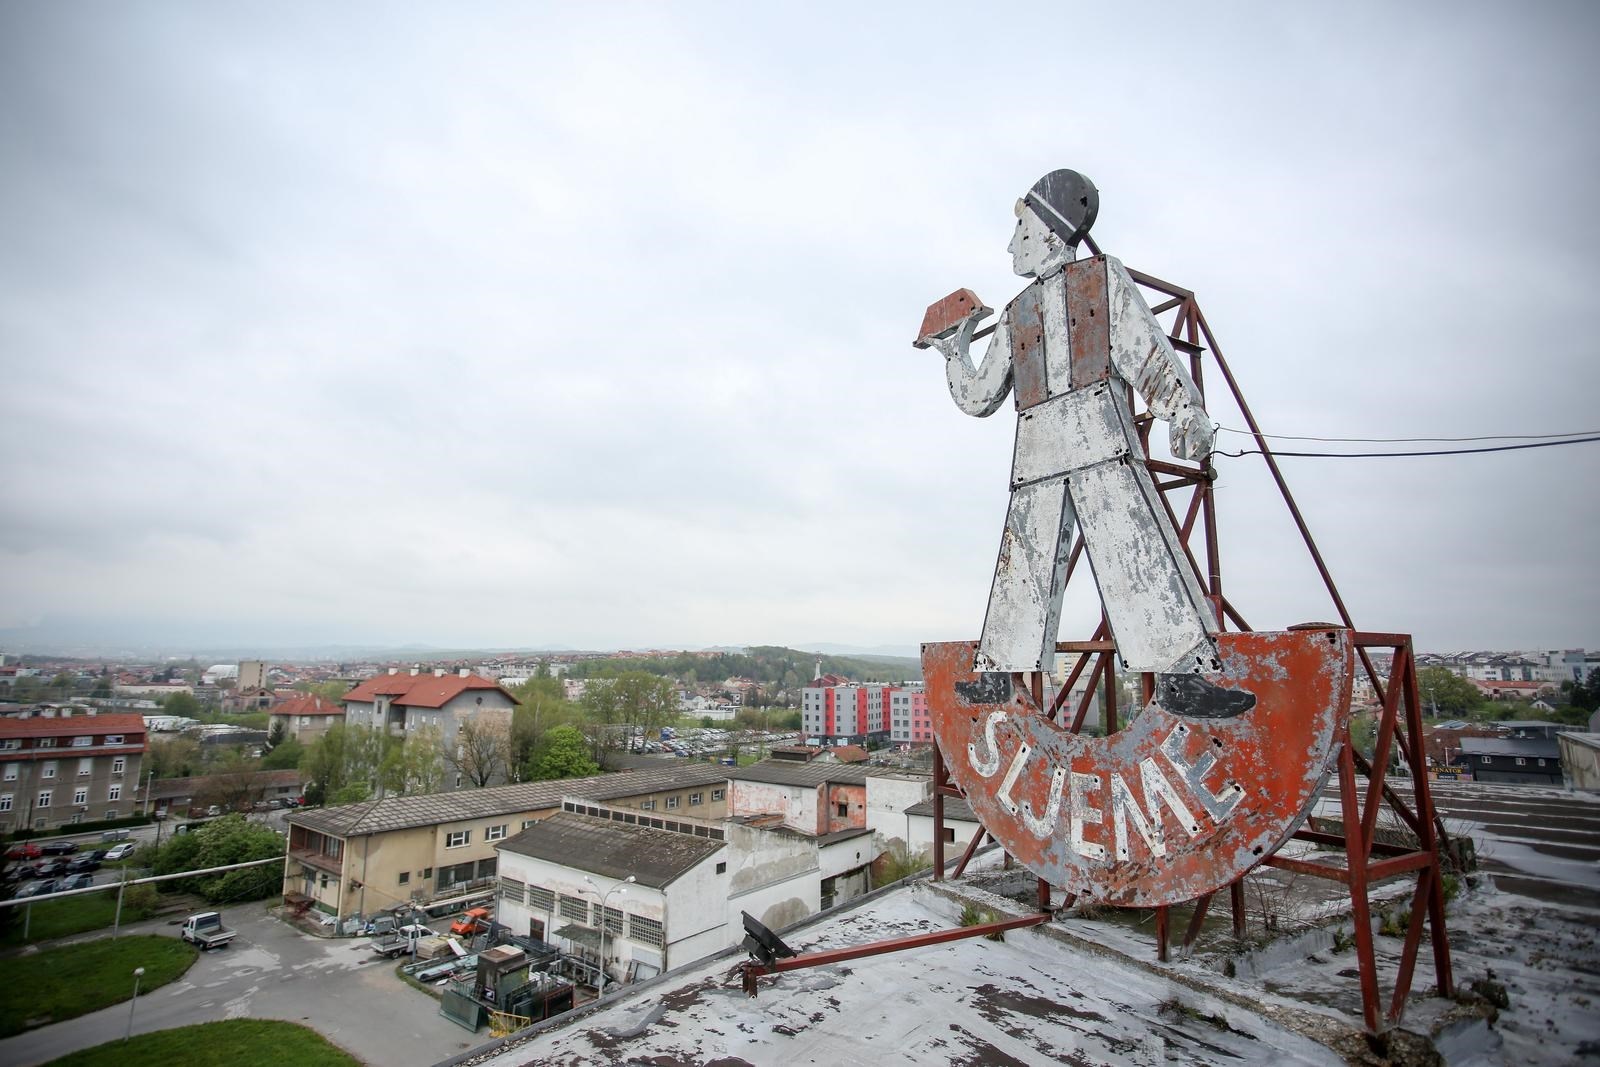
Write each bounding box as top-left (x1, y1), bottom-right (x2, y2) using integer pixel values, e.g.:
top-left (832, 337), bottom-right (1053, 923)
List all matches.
top-left (58, 873), bottom-right (95, 891)
top-left (180, 911), bottom-right (236, 950)
top-left (448, 906), bottom-right (493, 937)
top-left (67, 854), bottom-right (102, 873)
top-left (35, 859), bottom-right (71, 878)
top-left (39, 840), bottom-right (80, 856)
top-left (13, 878), bottom-right (60, 898)
top-left (103, 842), bottom-right (138, 861)
top-left (5, 843), bottom-right (42, 861)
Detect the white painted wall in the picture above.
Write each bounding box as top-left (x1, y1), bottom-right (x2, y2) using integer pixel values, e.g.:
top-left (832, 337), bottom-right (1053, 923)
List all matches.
top-left (907, 810), bottom-right (981, 857)
top-left (865, 774), bottom-right (930, 849)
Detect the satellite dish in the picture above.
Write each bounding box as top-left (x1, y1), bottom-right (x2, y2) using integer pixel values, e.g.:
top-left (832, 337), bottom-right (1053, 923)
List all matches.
top-left (740, 911), bottom-right (796, 967)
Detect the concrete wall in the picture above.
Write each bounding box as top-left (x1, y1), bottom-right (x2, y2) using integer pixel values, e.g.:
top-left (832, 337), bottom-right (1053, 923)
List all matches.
top-left (907, 811), bottom-right (981, 857)
top-left (724, 821), bottom-right (820, 933)
top-left (1558, 735), bottom-right (1600, 791)
top-left (865, 774), bottom-right (930, 852)
top-left (822, 782), bottom-right (866, 835)
top-left (729, 778), bottom-right (819, 835)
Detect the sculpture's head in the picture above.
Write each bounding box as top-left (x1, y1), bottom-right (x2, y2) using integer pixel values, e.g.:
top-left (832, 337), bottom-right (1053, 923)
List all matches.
top-left (1008, 169), bottom-right (1098, 278)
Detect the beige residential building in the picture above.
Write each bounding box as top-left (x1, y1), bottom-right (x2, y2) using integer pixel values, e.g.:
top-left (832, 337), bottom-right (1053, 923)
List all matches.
top-left (0, 710), bottom-right (148, 832)
top-left (283, 762), bottom-right (731, 921)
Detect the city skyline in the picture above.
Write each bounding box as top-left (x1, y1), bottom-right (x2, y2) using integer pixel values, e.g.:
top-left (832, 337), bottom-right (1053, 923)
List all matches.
top-left (3, 4), bottom-right (1597, 657)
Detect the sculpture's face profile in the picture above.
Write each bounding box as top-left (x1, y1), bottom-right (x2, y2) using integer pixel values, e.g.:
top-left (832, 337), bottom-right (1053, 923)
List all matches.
top-left (1008, 201), bottom-right (1066, 278)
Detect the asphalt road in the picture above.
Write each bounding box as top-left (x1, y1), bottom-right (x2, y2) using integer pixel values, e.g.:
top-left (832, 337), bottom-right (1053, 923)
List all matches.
top-left (0, 905), bottom-right (487, 1067)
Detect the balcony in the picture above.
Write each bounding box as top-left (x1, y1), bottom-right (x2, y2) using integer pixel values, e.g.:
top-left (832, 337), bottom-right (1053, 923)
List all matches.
top-left (289, 848), bottom-right (344, 875)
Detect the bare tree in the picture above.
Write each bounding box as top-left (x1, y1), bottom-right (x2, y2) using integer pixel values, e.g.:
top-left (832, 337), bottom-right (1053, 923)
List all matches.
top-left (442, 716), bottom-right (512, 788)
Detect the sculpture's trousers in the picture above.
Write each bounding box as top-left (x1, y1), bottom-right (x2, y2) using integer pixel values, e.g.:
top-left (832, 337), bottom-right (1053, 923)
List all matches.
top-left (974, 381), bottom-right (1219, 676)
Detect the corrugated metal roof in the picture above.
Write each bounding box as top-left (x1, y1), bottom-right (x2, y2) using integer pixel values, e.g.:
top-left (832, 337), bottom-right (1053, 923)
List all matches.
top-left (727, 759), bottom-right (871, 788)
top-left (285, 763), bottom-right (730, 838)
top-left (496, 810), bottom-right (722, 887)
top-left (1460, 736), bottom-right (1560, 758)
top-left (905, 796), bottom-right (980, 822)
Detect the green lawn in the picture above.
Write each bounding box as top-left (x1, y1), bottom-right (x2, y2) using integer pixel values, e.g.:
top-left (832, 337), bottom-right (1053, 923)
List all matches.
top-left (43, 1019), bottom-right (361, 1067)
top-left (0, 935), bottom-right (197, 1036)
top-left (1, 888), bottom-right (158, 946)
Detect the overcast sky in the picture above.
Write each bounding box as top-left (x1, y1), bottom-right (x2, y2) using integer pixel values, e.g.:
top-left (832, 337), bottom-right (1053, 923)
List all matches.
top-left (1, 1), bottom-right (1596, 659)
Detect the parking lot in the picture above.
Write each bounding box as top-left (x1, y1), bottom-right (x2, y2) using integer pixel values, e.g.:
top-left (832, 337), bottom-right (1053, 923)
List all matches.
top-left (0, 904), bottom-right (489, 1067)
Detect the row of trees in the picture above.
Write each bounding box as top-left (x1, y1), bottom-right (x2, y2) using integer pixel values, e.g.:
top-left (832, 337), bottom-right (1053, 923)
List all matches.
top-left (1417, 665), bottom-right (1599, 725)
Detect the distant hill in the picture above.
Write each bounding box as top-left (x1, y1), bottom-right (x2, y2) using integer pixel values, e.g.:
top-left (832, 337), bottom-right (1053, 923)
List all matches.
top-left (563, 645), bottom-right (921, 686)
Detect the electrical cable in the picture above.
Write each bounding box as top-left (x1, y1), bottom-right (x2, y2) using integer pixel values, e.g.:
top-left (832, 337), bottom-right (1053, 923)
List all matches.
top-left (1210, 434), bottom-right (1600, 460)
top-left (1215, 425), bottom-right (1600, 445)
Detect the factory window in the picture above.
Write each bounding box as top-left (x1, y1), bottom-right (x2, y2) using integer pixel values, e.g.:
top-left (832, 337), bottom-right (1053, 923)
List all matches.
top-left (711, 789), bottom-right (724, 802)
top-left (628, 914), bottom-right (664, 947)
top-left (485, 824), bottom-right (507, 841)
top-left (528, 885), bottom-right (555, 912)
top-left (689, 792), bottom-right (703, 805)
top-left (445, 830), bottom-right (471, 848)
top-left (398, 871), bottom-right (410, 885)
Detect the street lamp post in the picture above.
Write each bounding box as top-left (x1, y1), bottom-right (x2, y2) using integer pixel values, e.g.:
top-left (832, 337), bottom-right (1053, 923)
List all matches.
top-left (125, 966), bottom-right (145, 1042)
top-left (582, 874), bottom-right (636, 996)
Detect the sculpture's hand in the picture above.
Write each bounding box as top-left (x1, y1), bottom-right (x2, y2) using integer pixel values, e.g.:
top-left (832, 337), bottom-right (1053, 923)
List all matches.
top-left (1170, 410), bottom-right (1215, 462)
top-left (925, 313), bottom-right (980, 360)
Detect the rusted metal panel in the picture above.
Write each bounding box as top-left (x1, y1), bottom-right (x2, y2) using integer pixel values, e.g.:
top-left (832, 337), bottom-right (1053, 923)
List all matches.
top-left (915, 289), bottom-right (990, 349)
top-left (1008, 285), bottom-right (1049, 410)
top-left (1065, 256), bottom-right (1111, 389)
top-left (925, 629), bottom-right (1354, 907)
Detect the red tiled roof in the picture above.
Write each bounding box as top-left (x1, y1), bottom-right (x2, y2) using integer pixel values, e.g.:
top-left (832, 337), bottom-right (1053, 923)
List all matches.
top-left (342, 672), bottom-right (516, 709)
top-left (271, 694), bottom-right (343, 717)
top-left (0, 712), bottom-right (147, 739)
top-left (828, 745), bottom-right (871, 763)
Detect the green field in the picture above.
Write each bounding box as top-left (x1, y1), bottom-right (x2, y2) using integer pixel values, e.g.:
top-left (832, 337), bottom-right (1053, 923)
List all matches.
top-left (0, 935), bottom-right (196, 1036)
top-left (2, 888), bottom-right (159, 946)
top-left (43, 1019), bottom-right (361, 1066)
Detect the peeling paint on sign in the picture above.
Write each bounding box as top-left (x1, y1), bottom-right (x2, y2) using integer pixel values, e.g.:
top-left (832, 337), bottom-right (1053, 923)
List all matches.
top-left (924, 629), bottom-right (1354, 907)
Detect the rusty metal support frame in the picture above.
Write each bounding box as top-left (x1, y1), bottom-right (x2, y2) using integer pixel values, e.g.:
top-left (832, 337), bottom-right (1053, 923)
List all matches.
top-left (739, 911), bottom-right (1052, 997)
top-left (1262, 634), bottom-right (1454, 1030)
top-left (928, 265), bottom-right (1452, 1032)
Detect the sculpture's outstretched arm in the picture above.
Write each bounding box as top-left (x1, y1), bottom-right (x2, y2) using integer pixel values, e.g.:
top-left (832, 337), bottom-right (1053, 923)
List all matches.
top-left (930, 313), bottom-right (1013, 417)
top-left (1105, 257), bottom-right (1214, 460)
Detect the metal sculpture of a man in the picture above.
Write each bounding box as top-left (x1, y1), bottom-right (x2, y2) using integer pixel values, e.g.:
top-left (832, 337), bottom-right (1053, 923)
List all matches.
top-left (918, 170), bottom-right (1221, 681)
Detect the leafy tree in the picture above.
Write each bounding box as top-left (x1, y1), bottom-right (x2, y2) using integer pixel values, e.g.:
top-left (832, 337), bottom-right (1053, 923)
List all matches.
top-left (511, 675), bottom-right (578, 771)
top-left (442, 717), bottom-right (512, 788)
top-left (90, 677), bottom-right (112, 698)
top-left (331, 781), bottom-right (371, 804)
top-left (529, 725), bottom-right (600, 781)
top-left (265, 719), bottom-right (287, 752)
top-left (162, 692), bottom-right (202, 718)
top-left (300, 723), bottom-right (353, 801)
top-left (1416, 668), bottom-right (1482, 717)
top-left (146, 736), bottom-right (203, 780)
top-left (1571, 668), bottom-right (1600, 713)
top-left (51, 670), bottom-right (77, 691)
top-left (146, 814), bottom-right (286, 902)
top-left (379, 726), bottom-right (445, 795)
top-left (261, 737), bottom-right (305, 771)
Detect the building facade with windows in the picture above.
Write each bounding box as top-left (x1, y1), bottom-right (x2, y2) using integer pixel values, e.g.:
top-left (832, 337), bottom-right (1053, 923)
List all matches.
top-left (342, 667), bottom-right (521, 790)
top-left (494, 797), bottom-right (877, 992)
top-left (0, 711), bottom-right (147, 832)
top-left (268, 693), bottom-right (345, 743)
top-left (281, 763), bottom-right (731, 922)
top-left (801, 682), bottom-right (928, 746)
top-left (887, 684), bottom-right (930, 745)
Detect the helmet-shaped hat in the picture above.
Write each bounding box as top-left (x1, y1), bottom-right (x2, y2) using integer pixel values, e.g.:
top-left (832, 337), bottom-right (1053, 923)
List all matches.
top-left (1021, 169), bottom-right (1098, 246)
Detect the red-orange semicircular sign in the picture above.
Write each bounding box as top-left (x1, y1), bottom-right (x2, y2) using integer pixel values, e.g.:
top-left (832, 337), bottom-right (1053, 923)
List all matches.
top-left (924, 629), bottom-right (1353, 907)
